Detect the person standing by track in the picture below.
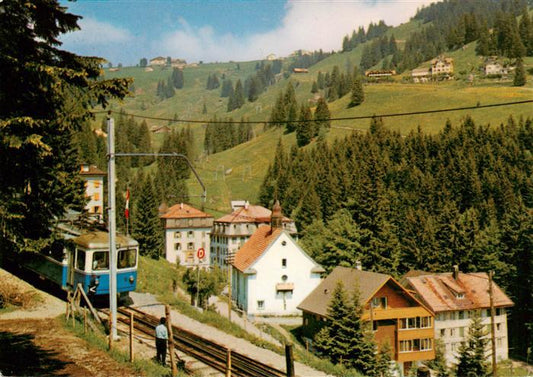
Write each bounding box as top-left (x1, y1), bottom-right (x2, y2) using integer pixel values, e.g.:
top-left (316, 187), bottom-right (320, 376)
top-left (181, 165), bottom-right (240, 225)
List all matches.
top-left (155, 317), bottom-right (168, 365)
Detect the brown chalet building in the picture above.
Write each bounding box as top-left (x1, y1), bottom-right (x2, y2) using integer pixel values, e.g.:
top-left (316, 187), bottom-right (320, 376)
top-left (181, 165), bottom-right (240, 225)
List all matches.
top-left (298, 266), bottom-right (435, 374)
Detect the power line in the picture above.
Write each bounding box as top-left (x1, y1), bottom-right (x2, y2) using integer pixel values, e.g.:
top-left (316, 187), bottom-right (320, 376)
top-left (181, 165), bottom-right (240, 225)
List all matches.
top-left (92, 99), bottom-right (533, 125)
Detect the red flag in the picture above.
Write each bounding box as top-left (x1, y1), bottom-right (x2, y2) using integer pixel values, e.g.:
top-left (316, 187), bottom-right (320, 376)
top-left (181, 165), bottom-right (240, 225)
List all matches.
top-left (125, 189), bottom-right (130, 219)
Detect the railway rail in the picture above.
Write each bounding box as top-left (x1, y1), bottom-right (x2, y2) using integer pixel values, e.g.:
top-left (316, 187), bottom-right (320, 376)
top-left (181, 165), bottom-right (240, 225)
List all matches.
top-left (110, 306), bottom-right (287, 377)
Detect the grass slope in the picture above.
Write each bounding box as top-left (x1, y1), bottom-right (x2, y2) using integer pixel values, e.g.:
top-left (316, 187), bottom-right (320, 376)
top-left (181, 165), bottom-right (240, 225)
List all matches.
top-left (98, 19), bottom-right (533, 213)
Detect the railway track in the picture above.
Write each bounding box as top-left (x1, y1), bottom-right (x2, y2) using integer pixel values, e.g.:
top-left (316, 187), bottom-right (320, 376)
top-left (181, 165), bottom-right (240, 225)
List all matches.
top-left (110, 306), bottom-right (287, 377)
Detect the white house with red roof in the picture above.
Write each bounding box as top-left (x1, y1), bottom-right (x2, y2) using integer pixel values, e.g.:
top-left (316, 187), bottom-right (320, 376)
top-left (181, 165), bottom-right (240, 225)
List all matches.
top-left (231, 201), bottom-right (323, 316)
top-left (404, 267), bottom-right (514, 366)
top-left (160, 203), bottom-right (214, 268)
top-left (210, 201), bottom-right (297, 268)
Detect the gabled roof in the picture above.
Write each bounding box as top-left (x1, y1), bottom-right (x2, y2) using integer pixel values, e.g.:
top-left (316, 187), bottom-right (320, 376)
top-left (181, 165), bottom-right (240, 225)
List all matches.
top-left (232, 225), bottom-right (282, 272)
top-left (79, 164), bottom-right (106, 176)
top-left (160, 203), bottom-right (212, 219)
top-left (216, 204), bottom-right (292, 224)
top-left (298, 267), bottom-right (392, 318)
top-left (405, 272), bottom-right (514, 313)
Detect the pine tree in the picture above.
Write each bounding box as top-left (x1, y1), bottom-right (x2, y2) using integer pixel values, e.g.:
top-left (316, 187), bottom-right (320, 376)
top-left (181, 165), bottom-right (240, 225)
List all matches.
top-left (513, 58), bottom-right (527, 86)
top-left (132, 175), bottom-right (164, 259)
top-left (172, 68), bottom-right (184, 89)
top-left (349, 77), bottom-right (365, 107)
top-left (455, 311), bottom-right (489, 377)
top-left (296, 103), bottom-right (313, 147)
top-left (0, 0), bottom-right (131, 253)
top-left (314, 98), bottom-right (331, 134)
top-left (311, 81), bottom-right (318, 94)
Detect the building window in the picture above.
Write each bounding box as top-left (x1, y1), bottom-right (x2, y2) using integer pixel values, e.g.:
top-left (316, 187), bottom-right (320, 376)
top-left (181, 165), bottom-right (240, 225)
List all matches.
top-left (93, 193), bottom-right (100, 201)
top-left (496, 323), bottom-right (501, 332)
top-left (281, 240), bottom-right (287, 246)
top-left (257, 300), bottom-right (265, 310)
top-left (282, 258), bottom-right (287, 268)
top-left (400, 316), bottom-right (432, 330)
top-left (174, 232), bottom-right (182, 239)
top-left (372, 297), bottom-right (387, 309)
top-left (188, 231), bottom-right (194, 238)
top-left (420, 338), bottom-right (432, 351)
top-left (175, 243), bottom-right (181, 251)
top-left (459, 311), bottom-right (465, 319)
top-left (282, 275), bottom-right (288, 282)
top-left (440, 329), bottom-right (445, 337)
top-left (400, 340), bottom-right (412, 352)
top-left (459, 327), bottom-right (465, 337)
top-left (94, 181), bottom-right (100, 188)
top-left (187, 242), bottom-right (194, 250)
top-left (450, 328), bottom-right (456, 337)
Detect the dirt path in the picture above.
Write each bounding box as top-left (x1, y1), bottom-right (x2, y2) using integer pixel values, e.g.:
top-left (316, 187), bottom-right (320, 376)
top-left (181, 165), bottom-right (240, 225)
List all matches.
top-left (0, 318), bottom-right (139, 377)
top-left (0, 268), bottom-right (140, 377)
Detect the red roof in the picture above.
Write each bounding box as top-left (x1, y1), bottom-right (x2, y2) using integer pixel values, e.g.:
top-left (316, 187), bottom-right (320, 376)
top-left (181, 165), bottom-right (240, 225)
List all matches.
top-left (232, 225), bottom-right (282, 272)
top-left (405, 272), bottom-right (514, 312)
top-left (160, 203), bottom-right (212, 219)
top-left (216, 204), bottom-right (291, 224)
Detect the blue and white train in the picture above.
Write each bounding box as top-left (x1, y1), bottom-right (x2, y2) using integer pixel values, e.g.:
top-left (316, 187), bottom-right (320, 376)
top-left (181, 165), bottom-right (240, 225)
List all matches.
top-left (15, 231), bottom-right (138, 302)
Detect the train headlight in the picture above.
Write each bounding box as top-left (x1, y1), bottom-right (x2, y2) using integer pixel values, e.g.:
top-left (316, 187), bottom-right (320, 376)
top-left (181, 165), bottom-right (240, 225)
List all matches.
top-left (129, 275), bottom-right (134, 284)
top-left (94, 277), bottom-right (100, 286)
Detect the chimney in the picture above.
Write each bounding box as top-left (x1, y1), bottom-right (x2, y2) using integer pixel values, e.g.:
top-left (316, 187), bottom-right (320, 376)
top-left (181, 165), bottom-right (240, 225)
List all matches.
top-left (244, 201), bottom-right (249, 210)
top-left (180, 202), bottom-right (184, 209)
top-left (355, 260), bottom-right (362, 271)
top-left (453, 265), bottom-right (459, 280)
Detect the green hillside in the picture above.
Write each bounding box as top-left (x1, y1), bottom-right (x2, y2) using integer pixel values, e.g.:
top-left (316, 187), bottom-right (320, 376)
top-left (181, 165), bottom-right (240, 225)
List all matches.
top-left (98, 17), bottom-right (533, 213)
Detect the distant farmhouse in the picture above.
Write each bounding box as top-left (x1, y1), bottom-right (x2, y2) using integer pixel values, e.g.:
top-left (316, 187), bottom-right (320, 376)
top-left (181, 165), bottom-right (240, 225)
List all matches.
top-left (149, 56), bottom-right (166, 66)
top-left (484, 62), bottom-right (508, 76)
top-left (293, 68), bottom-right (309, 74)
top-left (365, 69), bottom-right (396, 78)
top-left (411, 57), bottom-right (454, 82)
top-left (266, 53), bottom-right (277, 61)
top-left (430, 57), bottom-right (454, 75)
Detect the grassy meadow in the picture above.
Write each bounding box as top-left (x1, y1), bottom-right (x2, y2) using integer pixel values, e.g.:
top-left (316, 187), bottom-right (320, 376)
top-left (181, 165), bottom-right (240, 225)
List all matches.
top-left (96, 23), bottom-right (533, 213)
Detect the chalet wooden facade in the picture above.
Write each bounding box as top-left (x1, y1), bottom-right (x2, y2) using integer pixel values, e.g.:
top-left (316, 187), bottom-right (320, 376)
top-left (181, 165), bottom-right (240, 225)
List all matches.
top-left (298, 266), bottom-right (435, 374)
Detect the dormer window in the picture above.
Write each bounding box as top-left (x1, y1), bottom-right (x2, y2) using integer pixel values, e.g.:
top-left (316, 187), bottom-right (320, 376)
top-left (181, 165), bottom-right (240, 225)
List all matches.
top-left (456, 293), bottom-right (465, 299)
top-left (372, 297), bottom-right (387, 309)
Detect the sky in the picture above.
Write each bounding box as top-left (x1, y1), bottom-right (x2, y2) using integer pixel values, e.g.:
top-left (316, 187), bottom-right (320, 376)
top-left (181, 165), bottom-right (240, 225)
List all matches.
top-left (59, 0), bottom-right (437, 66)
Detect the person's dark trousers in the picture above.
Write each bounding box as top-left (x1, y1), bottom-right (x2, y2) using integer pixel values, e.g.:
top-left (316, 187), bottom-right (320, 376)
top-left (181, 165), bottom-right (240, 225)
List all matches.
top-left (156, 338), bottom-right (167, 365)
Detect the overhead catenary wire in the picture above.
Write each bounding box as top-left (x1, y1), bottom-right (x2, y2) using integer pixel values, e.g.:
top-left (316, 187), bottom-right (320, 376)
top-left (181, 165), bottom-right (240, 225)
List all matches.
top-left (91, 99), bottom-right (533, 126)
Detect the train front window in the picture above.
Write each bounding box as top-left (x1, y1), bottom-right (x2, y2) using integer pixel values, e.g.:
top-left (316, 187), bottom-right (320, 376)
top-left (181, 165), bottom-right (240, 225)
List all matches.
top-left (92, 252), bottom-right (109, 270)
top-left (118, 248), bottom-right (137, 269)
top-left (76, 250), bottom-right (86, 270)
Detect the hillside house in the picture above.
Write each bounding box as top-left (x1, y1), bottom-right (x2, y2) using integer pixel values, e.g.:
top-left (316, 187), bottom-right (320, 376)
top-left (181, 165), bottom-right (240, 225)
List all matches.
top-left (79, 164), bottom-right (105, 220)
top-left (430, 57), bottom-right (454, 75)
top-left (160, 203), bottom-right (213, 268)
top-left (266, 53), bottom-right (277, 61)
top-left (365, 69), bottom-right (396, 77)
top-left (231, 202), bottom-right (324, 316)
top-left (484, 63), bottom-right (508, 76)
top-left (298, 266), bottom-right (435, 375)
top-left (293, 68), bottom-right (309, 74)
top-left (403, 267), bottom-right (514, 366)
top-left (149, 56), bottom-right (166, 66)
top-left (210, 201), bottom-right (297, 268)
top-left (411, 68), bottom-right (430, 83)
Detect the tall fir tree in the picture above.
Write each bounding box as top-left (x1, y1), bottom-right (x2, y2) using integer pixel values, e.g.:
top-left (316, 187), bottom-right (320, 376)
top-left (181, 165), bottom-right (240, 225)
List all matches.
top-left (455, 311), bottom-right (489, 377)
top-left (132, 175), bottom-right (164, 259)
top-left (349, 77), bottom-right (365, 107)
top-left (513, 58), bottom-right (527, 86)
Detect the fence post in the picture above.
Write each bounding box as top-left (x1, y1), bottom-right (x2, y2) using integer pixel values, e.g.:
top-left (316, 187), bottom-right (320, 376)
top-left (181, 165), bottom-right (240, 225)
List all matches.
top-left (84, 307), bottom-right (87, 334)
top-left (225, 348), bottom-right (232, 377)
top-left (285, 343), bottom-right (295, 377)
top-left (165, 305), bottom-right (177, 377)
top-left (129, 311), bottom-right (134, 362)
top-left (108, 312), bottom-right (113, 350)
